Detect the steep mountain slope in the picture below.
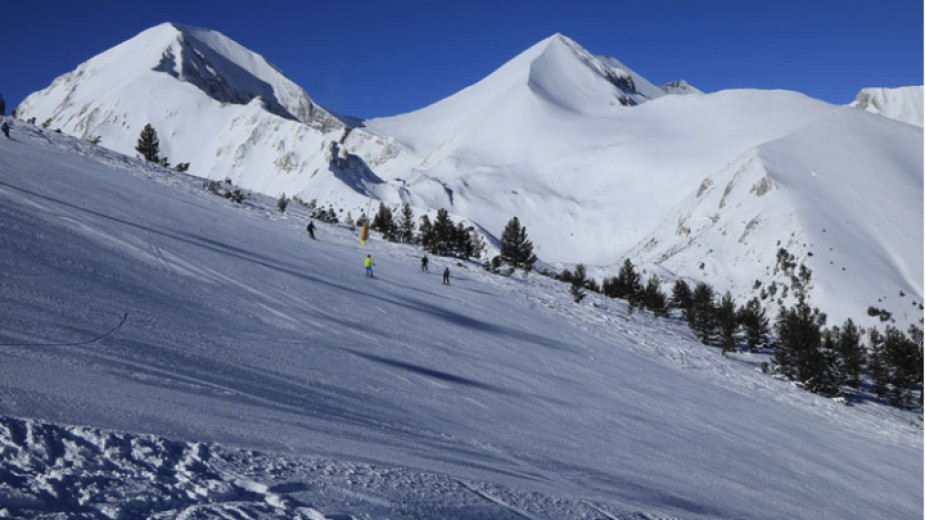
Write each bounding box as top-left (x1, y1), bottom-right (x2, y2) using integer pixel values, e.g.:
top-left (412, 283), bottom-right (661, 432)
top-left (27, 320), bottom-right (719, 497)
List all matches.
top-left (1, 121), bottom-right (921, 519)
top-left (362, 35), bottom-right (843, 263)
top-left (850, 86), bottom-right (923, 127)
top-left (14, 22), bottom-right (391, 206)
top-left (629, 107), bottom-right (924, 329)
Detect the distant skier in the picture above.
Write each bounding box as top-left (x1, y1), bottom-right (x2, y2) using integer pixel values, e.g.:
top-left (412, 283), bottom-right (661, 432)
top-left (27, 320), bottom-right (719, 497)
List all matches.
top-left (364, 254), bottom-right (375, 278)
top-left (442, 266), bottom-right (450, 285)
top-left (306, 220), bottom-right (316, 240)
top-left (1, 121), bottom-right (9, 139)
top-left (421, 255), bottom-right (429, 272)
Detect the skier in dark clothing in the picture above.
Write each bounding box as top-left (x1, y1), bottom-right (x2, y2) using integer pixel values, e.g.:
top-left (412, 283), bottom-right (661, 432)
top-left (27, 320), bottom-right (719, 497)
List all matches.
top-left (306, 221), bottom-right (316, 239)
top-left (442, 267), bottom-right (450, 285)
top-left (1, 121), bottom-right (9, 139)
top-left (421, 255), bottom-right (429, 272)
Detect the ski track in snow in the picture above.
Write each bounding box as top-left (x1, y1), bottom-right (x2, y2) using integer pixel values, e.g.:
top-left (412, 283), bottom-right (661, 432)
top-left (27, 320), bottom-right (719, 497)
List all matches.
top-left (0, 121), bottom-right (921, 519)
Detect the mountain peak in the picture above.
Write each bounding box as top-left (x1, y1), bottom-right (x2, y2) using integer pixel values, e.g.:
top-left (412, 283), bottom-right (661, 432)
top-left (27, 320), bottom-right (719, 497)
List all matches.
top-left (518, 32), bottom-right (666, 111)
top-left (17, 23), bottom-right (347, 131)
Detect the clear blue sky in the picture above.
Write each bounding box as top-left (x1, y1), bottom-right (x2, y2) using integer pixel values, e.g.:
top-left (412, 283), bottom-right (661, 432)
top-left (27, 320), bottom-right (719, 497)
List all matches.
top-left (3, 0), bottom-right (922, 119)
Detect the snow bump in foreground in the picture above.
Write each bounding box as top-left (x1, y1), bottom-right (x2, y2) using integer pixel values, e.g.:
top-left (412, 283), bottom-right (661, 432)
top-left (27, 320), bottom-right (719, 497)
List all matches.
top-left (0, 416), bottom-right (665, 520)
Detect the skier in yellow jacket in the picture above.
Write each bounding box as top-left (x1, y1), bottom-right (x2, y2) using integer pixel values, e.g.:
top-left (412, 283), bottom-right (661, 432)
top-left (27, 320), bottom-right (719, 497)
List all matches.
top-left (364, 254), bottom-right (375, 278)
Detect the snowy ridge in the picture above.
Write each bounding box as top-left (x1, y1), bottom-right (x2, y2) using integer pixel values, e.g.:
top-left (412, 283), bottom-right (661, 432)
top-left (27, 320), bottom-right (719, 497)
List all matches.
top-left (850, 86), bottom-right (923, 127)
top-left (628, 107), bottom-right (924, 329)
top-left (659, 80), bottom-right (703, 95)
top-left (17, 22), bottom-right (343, 128)
top-left (0, 120), bottom-right (921, 519)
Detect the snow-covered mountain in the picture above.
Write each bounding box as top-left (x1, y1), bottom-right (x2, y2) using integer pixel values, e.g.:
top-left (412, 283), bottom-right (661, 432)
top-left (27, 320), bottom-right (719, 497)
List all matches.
top-left (15, 24), bottom-right (924, 330)
top-left (629, 107), bottom-right (923, 327)
top-left (850, 86), bottom-right (923, 127)
top-left (15, 22), bottom-right (385, 204)
top-left (1, 120), bottom-right (921, 520)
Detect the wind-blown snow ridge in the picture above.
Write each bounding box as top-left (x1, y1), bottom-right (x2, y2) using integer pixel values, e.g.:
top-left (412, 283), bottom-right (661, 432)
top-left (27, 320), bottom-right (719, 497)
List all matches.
top-left (849, 86), bottom-right (924, 127)
top-left (0, 120), bottom-right (921, 520)
top-left (630, 106), bottom-right (924, 329)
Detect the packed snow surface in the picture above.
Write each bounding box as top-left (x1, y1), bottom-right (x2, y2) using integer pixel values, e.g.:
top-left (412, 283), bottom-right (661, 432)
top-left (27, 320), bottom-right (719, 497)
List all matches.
top-left (0, 121), bottom-right (921, 519)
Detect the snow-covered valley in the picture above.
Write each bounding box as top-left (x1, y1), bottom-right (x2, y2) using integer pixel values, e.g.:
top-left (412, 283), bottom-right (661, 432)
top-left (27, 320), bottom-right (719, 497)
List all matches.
top-left (0, 119), bottom-right (921, 519)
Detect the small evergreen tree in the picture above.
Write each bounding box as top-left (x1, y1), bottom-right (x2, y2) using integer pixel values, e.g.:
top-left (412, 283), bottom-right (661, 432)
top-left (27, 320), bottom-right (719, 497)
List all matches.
top-left (670, 279), bottom-right (694, 319)
top-left (135, 123), bottom-right (161, 162)
top-left (774, 299), bottom-right (825, 384)
top-left (613, 259), bottom-right (643, 307)
top-left (835, 319), bottom-right (864, 389)
top-left (813, 328), bottom-right (847, 397)
top-left (642, 275), bottom-right (669, 317)
top-left (418, 214), bottom-right (434, 251)
top-left (716, 291), bottom-right (739, 356)
top-left (867, 328), bottom-right (890, 399)
top-left (570, 283), bottom-right (587, 303)
top-left (883, 326), bottom-right (922, 407)
top-left (689, 282), bottom-right (717, 344)
top-left (277, 193), bottom-right (289, 213)
top-left (431, 209), bottom-right (456, 256)
top-left (372, 202), bottom-right (395, 240)
top-left (738, 297), bottom-right (770, 352)
top-left (499, 216), bottom-right (537, 270)
top-left (399, 203), bottom-right (415, 243)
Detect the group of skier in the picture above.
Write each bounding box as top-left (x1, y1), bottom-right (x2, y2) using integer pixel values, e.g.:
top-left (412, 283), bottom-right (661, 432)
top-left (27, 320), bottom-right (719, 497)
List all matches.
top-left (307, 220), bottom-right (451, 285)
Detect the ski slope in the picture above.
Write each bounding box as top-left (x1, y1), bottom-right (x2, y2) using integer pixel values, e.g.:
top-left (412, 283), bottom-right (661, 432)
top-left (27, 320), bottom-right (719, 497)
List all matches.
top-left (0, 121), bottom-right (921, 519)
top-left (16, 24), bottom-right (923, 335)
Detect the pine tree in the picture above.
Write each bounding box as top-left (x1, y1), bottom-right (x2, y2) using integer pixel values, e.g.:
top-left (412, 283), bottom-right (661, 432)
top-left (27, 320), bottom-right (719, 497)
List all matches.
top-left (670, 279), bottom-right (694, 319)
top-left (418, 215), bottom-right (434, 251)
top-left (738, 297), bottom-right (770, 352)
top-left (570, 283), bottom-right (587, 303)
top-left (642, 275), bottom-right (669, 317)
top-left (431, 209), bottom-right (455, 256)
top-left (325, 206), bottom-right (338, 223)
top-left (612, 259), bottom-right (643, 305)
top-left (774, 299), bottom-right (825, 383)
top-left (372, 202), bottom-right (395, 239)
top-left (883, 326), bottom-right (922, 407)
top-left (835, 319), bottom-right (864, 389)
top-left (399, 203), bottom-right (415, 243)
top-left (716, 291), bottom-right (739, 356)
top-left (813, 328), bottom-right (847, 397)
top-left (135, 123), bottom-right (161, 162)
top-left (689, 282), bottom-right (717, 344)
top-left (867, 329), bottom-right (889, 399)
top-left (499, 216), bottom-right (537, 270)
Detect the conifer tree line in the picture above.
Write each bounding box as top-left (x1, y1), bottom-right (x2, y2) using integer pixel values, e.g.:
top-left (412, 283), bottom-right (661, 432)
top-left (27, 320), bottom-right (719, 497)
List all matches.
top-left (369, 203), bottom-right (487, 259)
top-left (553, 257), bottom-right (922, 408)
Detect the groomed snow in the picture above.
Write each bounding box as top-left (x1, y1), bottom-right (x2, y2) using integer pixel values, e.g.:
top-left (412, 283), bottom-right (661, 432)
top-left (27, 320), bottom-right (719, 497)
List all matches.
top-left (0, 120), bottom-right (921, 519)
